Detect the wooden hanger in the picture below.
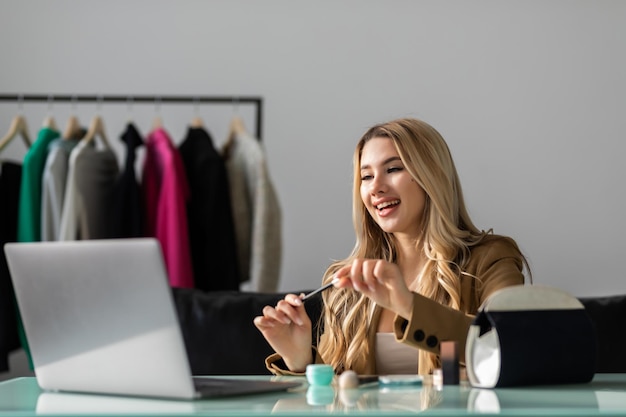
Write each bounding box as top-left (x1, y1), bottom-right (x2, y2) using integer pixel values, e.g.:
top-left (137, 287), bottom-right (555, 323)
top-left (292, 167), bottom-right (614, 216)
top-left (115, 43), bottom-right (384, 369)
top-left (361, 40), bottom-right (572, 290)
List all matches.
top-left (190, 97), bottom-right (204, 128)
top-left (81, 115), bottom-right (110, 149)
top-left (42, 94), bottom-right (58, 131)
top-left (152, 96), bottom-right (163, 131)
top-left (227, 116), bottom-right (247, 142)
top-left (63, 115), bottom-right (80, 140)
top-left (0, 115), bottom-right (31, 153)
top-left (223, 116), bottom-right (248, 158)
top-left (190, 116), bottom-right (204, 128)
top-left (152, 115), bottom-right (163, 130)
top-left (42, 115), bottom-right (57, 131)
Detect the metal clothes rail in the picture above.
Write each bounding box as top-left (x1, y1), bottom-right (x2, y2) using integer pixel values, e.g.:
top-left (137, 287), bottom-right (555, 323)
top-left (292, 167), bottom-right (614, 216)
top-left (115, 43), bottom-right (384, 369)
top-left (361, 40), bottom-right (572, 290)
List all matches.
top-left (0, 94), bottom-right (264, 140)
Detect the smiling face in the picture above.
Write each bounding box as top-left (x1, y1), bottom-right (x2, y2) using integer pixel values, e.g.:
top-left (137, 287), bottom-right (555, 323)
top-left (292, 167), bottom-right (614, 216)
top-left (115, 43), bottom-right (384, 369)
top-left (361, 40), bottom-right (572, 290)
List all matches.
top-left (359, 136), bottom-right (427, 239)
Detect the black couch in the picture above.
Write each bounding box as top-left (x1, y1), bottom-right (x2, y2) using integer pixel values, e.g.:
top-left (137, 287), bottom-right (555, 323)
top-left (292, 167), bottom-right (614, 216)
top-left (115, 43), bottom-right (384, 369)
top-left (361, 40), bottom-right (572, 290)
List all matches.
top-left (172, 288), bottom-right (323, 375)
top-left (172, 288), bottom-right (626, 375)
top-left (578, 295), bottom-right (626, 373)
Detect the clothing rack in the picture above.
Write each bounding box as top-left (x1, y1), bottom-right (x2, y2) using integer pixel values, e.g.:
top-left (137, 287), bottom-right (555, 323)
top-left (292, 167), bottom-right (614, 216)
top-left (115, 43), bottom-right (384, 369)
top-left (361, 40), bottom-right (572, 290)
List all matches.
top-left (0, 94), bottom-right (264, 140)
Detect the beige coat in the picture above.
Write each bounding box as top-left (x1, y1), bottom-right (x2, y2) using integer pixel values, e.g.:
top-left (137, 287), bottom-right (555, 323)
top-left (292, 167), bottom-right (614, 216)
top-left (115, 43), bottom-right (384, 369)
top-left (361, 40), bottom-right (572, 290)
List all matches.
top-left (266, 234), bottom-right (526, 375)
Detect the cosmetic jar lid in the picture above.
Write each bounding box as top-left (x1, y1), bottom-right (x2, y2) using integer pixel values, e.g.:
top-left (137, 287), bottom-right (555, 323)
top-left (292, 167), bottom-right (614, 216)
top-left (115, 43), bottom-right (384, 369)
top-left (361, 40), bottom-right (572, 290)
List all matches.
top-left (306, 364), bottom-right (334, 386)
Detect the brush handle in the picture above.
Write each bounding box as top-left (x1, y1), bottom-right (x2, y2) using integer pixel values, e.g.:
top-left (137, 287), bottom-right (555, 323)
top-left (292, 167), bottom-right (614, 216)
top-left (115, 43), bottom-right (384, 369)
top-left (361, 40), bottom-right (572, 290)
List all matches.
top-left (301, 279), bottom-right (337, 301)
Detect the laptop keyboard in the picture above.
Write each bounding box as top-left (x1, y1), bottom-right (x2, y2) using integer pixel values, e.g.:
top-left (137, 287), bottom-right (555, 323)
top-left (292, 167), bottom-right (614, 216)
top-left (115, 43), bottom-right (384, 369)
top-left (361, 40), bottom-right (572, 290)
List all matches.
top-left (192, 377), bottom-right (301, 398)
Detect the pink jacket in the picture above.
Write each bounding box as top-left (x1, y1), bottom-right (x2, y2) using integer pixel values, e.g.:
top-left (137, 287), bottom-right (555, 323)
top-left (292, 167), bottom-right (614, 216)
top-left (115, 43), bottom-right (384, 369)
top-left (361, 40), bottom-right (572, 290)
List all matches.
top-left (142, 128), bottom-right (194, 288)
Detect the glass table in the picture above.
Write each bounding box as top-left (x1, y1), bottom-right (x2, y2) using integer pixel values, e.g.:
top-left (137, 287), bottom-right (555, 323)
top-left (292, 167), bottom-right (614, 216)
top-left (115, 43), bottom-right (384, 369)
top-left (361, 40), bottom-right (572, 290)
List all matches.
top-left (1, 373), bottom-right (625, 416)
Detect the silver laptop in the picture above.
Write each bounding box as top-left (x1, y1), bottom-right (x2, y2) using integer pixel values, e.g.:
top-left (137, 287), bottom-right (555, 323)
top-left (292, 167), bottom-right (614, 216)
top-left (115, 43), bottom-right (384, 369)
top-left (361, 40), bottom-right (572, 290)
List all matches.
top-left (4, 238), bottom-right (301, 400)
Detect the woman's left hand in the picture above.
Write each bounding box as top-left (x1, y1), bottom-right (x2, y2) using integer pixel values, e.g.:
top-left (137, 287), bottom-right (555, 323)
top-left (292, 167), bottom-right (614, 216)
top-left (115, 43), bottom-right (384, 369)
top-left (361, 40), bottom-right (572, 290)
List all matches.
top-left (333, 259), bottom-right (414, 319)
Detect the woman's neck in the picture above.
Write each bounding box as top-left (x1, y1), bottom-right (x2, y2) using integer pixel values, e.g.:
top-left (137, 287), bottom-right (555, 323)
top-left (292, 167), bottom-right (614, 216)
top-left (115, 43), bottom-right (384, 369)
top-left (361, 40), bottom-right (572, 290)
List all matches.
top-left (394, 234), bottom-right (425, 291)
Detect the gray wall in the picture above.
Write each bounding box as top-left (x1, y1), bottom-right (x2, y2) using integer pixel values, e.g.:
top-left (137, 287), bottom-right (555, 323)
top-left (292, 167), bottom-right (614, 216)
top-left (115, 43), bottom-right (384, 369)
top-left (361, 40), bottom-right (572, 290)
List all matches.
top-left (2, 0), bottom-right (625, 300)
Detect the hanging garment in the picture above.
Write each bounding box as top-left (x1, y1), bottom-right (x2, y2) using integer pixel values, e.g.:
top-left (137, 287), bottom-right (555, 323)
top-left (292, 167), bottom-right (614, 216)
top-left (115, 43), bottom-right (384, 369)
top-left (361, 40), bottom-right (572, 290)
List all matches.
top-left (9, 126), bottom-right (57, 371)
top-left (40, 137), bottom-right (80, 241)
top-left (17, 127), bottom-right (60, 242)
top-left (178, 127), bottom-right (240, 292)
top-left (222, 131), bottom-right (282, 292)
top-left (0, 161), bottom-right (22, 371)
top-left (58, 140), bottom-right (119, 240)
top-left (142, 127), bottom-right (194, 288)
top-left (110, 123), bottom-right (144, 238)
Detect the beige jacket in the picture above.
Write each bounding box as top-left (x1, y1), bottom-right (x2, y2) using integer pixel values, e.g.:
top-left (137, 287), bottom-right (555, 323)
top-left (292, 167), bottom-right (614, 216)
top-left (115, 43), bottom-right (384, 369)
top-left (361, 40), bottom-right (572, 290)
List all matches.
top-left (223, 131), bottom-right (281, 292)
top-left (266, 234), bottom-right (526, 375)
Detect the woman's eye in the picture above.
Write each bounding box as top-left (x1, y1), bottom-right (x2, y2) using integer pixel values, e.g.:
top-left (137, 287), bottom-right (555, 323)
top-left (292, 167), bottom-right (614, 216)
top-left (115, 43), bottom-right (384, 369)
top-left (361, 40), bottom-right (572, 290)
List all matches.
top-left (361, 174), bottom-right (373, 181)
top-left (387, 166), bottom-right (403, 173)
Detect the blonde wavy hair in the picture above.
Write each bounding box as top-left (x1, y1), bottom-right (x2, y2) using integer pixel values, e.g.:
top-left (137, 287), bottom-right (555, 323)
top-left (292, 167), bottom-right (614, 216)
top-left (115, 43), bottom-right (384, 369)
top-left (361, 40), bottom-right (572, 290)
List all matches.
top-left (317, 118), bottom-right (498, 374)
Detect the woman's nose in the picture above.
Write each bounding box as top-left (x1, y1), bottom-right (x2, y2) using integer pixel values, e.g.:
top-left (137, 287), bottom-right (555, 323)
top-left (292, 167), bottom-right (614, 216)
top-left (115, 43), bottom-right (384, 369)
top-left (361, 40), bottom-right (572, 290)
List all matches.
top-left (369, 175), bottom-right (387, 194)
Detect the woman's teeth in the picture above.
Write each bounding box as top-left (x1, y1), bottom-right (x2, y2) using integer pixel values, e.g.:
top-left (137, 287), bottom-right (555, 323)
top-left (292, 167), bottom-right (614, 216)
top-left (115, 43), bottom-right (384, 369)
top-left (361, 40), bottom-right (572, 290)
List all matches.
top-left (377, 200), bottom-right (399, 210)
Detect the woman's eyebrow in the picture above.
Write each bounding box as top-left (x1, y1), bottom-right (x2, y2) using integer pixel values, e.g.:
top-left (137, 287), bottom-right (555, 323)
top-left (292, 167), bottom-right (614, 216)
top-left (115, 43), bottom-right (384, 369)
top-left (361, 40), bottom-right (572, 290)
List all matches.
top-left (360, 156), bottom-right (402, 170)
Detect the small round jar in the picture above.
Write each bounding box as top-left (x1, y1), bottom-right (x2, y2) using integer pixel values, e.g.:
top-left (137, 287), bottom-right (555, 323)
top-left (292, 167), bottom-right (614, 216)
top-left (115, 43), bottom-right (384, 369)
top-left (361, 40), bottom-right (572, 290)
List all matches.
top-left (306, 364), bottom-right (334, 386)
top-left (306, 385), bottom-right (335, 406)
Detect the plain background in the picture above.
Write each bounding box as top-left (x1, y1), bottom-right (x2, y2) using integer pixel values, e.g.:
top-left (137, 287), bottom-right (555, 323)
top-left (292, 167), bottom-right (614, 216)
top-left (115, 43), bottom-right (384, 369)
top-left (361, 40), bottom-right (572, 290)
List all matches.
top-left (1, 2), bottom-right (624, 297)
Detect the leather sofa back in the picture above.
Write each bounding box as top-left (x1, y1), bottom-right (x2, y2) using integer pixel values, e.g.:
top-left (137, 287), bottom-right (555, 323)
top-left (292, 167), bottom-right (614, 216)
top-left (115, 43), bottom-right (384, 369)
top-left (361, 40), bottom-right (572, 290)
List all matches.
top-left (172, 288), bottom-right (626, 375)
top-left (579, 294), bottom-right (626, 373)
top-left (172, 288), bottom-right (323, 375)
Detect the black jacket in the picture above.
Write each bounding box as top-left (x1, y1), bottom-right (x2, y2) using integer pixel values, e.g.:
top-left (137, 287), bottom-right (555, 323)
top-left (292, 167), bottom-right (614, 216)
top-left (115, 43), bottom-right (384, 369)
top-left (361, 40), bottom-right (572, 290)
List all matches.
top-left (110, 123), bottom-right (144, 238)
top-left (0, 161), bottom-right (22, 371)
top-left (178, 127), bottom-right (240, 291)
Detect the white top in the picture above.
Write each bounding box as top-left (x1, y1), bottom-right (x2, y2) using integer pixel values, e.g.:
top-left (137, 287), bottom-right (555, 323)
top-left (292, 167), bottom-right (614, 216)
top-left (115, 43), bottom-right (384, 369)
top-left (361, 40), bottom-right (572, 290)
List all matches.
top-left (375, 332), bottom-right (419, 375)
top-left (41, 138), bottom-right (79, 241)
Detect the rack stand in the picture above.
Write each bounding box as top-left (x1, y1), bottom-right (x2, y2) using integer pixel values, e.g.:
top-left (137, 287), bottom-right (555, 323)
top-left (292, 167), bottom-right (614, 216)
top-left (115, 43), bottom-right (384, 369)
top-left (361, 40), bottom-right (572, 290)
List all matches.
top-left (0, 94), bottom-right (264, 140)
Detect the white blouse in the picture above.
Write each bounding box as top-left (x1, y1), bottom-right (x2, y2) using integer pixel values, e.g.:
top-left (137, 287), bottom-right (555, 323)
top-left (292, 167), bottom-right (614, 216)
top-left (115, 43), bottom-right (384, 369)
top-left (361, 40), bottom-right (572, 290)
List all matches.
top-left (375, 332), bottom-right (419, 375)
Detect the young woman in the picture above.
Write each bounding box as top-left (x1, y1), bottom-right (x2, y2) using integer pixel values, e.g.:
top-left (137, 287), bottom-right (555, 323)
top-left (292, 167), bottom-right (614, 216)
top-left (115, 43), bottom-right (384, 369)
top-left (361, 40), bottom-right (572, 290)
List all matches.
top-left (254, 117), bottom-right (530, 376)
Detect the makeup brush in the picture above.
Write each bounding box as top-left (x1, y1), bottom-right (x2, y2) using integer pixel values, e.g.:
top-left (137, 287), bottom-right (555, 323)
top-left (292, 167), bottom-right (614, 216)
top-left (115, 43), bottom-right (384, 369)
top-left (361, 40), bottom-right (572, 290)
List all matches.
top-left (301, 278), bottom-right (339, 301)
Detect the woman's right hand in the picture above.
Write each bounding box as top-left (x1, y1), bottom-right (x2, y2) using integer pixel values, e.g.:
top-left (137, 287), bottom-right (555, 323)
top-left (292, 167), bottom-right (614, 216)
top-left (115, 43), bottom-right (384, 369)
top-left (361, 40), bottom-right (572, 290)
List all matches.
top-left (253, 293), bottom-right (313, 372)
